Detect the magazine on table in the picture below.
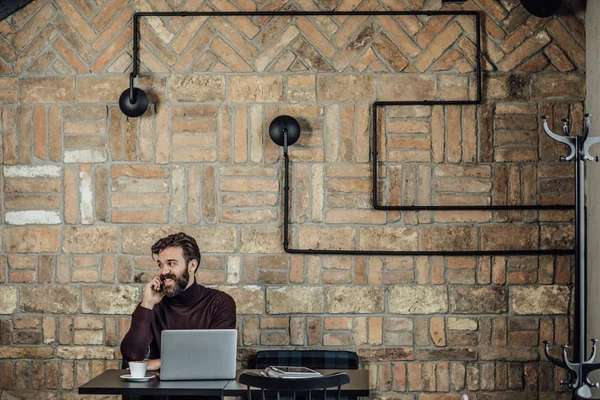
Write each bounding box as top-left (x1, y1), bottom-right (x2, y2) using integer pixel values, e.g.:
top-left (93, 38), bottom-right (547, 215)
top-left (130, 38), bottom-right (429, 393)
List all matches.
top-left (263, 366), bottom-right (322, 379)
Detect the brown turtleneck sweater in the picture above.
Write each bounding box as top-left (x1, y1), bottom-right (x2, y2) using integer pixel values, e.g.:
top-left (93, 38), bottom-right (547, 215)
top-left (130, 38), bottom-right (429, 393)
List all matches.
top-left (120, 283), bottom-right (236, 362)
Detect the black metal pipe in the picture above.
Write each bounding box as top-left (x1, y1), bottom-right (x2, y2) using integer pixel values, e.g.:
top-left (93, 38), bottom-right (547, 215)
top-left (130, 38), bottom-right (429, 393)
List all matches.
top-left (370, 13), bottom-right (572, 212)
top-left (283, 139), bottom-right (290, 251)
top-left (283, 248), bottom-right (574, 256)
top-left (373, 205), bottom-right (574, 211)
top-left (135, 10), bottom-right (479, 17)
top-left (474, 13), bottom-right (482, 103)
top-left (372, 101), bottom-right (379, 214)
top-left (131, 10), bottom-right (575, 257)
top-left (133, 14), bottom-right (139, 78)
top-left (374, 100), bottom-right (480, 106)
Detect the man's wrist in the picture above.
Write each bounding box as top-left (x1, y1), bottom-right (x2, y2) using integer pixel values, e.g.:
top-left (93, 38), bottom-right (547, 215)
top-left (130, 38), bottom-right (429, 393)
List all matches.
top-left (140, 301), bottom-right (155, 310)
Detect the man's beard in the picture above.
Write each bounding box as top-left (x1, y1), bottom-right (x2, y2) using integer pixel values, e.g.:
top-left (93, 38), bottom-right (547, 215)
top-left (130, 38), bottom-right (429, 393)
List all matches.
top-left (160, 268), bottom-right (190, 298)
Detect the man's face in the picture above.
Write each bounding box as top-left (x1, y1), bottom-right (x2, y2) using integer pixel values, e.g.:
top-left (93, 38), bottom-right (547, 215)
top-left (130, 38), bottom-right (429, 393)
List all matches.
top-left (156, 246), bottom-right (192, 298)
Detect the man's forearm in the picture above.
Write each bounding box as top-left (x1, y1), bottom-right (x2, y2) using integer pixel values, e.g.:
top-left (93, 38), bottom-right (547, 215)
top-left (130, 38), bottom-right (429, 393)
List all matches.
top-left (120, 304), bottom-right (154, 362)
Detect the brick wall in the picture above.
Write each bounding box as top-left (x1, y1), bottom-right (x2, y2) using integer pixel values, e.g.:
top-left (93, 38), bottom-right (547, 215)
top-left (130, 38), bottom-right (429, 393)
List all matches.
top-left (0, 0), bottom-right (585, 399)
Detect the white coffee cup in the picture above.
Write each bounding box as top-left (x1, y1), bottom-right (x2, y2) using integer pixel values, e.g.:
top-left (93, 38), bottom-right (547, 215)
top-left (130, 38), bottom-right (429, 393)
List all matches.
top-left (129, 361), bottom-right (148, 378)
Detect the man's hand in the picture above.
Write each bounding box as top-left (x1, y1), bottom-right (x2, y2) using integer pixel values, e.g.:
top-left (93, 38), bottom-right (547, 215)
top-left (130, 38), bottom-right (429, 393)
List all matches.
top-left (141, 276), bottom-right (163, 310)
top-left (145, 358), bottom-right (161, 371)
top-left (126, 359), bottom-right (161, 372)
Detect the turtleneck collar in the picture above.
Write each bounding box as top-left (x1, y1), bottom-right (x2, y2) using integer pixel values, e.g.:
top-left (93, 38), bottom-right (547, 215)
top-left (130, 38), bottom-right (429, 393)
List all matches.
top-left (162, 281), bottom-right (204, 306)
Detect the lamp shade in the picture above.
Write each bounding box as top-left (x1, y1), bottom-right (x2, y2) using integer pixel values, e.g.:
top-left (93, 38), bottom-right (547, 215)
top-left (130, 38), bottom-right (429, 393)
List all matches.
top-left (520, 0), bottom-right (561, 17)
top-left (119, 87), bottom-right (149, 118)
top-left (268, 115), bottom-right (301, 146)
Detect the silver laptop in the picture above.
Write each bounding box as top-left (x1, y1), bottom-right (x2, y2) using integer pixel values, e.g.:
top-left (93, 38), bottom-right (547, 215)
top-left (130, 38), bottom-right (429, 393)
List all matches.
top-left (160, 329), bottom-right (237, 381)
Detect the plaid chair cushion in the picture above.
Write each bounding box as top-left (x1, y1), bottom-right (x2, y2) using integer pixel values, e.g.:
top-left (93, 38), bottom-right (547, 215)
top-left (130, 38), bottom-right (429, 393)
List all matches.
top-left (254, 350), bottom-right (359, 400)
top-left (255, 350), bottom-right (359, 370)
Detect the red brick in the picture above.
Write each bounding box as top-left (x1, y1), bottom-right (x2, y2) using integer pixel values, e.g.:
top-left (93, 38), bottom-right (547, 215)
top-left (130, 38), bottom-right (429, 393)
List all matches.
top-left (430, 317), bottom-right (446, 347)
top-left (407, 363), bottom-right (422, 391)
top-left (61, 360), bottom-right (74, 389)
top-left (46, 360), bottom-right (59, 389)
top-left (112, 210), bottom-right (169, 224)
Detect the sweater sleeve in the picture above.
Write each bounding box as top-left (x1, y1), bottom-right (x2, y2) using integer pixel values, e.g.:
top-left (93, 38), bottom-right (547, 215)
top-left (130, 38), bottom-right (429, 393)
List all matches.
top-left (120, 304), bottom-right (155, 362)
top-left (209, 294), bottom-right (237, 329)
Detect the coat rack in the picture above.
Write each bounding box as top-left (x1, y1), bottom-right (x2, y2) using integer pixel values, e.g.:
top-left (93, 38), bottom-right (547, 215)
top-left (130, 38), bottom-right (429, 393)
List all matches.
top-left (541, 114), bottom-right (600, 395)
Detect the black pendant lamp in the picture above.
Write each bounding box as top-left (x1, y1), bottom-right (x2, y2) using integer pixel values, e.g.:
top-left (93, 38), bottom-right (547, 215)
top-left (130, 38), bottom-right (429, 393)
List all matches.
top-left (119, 73), bottom-right (148, 118)
top-left (269, 115), bottom-right (301, 152)
top-left (521, 0), bottom-right (561, 17)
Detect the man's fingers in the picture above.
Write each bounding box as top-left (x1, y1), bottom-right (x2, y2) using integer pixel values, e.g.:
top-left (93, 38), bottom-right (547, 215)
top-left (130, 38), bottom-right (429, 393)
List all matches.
top-left (148, 276), bottom-right (161, 291)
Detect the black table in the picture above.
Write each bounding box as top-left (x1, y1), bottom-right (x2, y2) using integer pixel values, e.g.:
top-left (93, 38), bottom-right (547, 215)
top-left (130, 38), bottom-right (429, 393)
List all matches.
top-left (78, 369), bottom-right (370, 399)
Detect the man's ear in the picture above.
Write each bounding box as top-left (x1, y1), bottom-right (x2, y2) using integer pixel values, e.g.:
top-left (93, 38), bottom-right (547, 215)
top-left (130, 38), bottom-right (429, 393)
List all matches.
top-left (188, 259), bottom-right (198, 276)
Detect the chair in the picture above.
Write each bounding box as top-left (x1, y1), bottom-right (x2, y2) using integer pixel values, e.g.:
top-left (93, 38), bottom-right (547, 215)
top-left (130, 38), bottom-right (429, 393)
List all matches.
top-left (239, 371), bottom-right (350, 400)
top-left (255, 350), bottom-right (359, 370)
top-left (254, 350), bottom-right (358, 400)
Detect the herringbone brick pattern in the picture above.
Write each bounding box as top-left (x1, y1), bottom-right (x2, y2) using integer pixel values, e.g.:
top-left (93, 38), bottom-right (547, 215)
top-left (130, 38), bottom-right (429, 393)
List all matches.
top-left (0, 0), bottom-right (585, 76)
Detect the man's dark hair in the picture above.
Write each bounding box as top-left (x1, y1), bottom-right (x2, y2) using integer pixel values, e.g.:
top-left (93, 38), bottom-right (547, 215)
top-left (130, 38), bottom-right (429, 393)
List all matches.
top-left (151, 232), bottom-right (201, 271)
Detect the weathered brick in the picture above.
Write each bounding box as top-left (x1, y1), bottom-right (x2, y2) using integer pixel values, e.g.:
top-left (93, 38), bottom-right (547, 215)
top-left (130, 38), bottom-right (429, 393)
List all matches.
top-left (81, 286), bottom-right (138, 314)
top-left (545, 19), bottom-right (585, 70)
top-left (327, 287), bottom-right (384, 313)
top-left (20, 77), bottom-right (75, 103)
top-left (388, 286), bottom-right (447, 314)
top-left (74, 330), bottom-right (103, 345)
top-left (429, 317), bottom-right (446, 347)
top-left (318, 75), bottom-right (375, 102)
top-left (531, 74), bottom-right (585, 100)
top-left (13, 330), bottom-right (42, 344)
top-left (359, 227), bottom-right (417, 251)
top-left (0, 345), bottom-right (51, 362)
top-left (498, 31), bottom-right (552, 71)
top-left (42, 317), bottom-right (56, 345)
top-left (415, 23), bottom-right (462, 72)
top-left (20, 286), bottom-right (78, 314)
top-left (63, 226), bottom-right (119, 253)
top-left (216, 286), bottom-right (264, 315)
top-left (78, 76), bottom-right (127, 103)
top-left (266, 287), bottom-right (324, 314)
top-left (359, 349), bottom-right (415, 365)
top-left (419, 226), bottom-right (478, 251)
top-left (481, 226), bottom-right (538, 251)
top-left (512, 286), bottom-right (570, 315)
top-left (484, 74), bottom-right (530, 101)
top-left (5, 227), bottom-right (60, 253)
top-left (56, 346), bottom-right (115, 360)
top-left (479, 346), bottom-right (539, 362)
top-left (0, 287), bottom-right (18, 314)
top-left (450, 286), bottom-right (508, 314)
top-left (379, 75), bottom-right (437, 101)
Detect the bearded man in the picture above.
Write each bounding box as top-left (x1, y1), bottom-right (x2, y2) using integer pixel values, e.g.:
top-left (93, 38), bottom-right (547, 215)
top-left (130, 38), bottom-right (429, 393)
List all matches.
top-left (120, 232), bottom-right (236, 371)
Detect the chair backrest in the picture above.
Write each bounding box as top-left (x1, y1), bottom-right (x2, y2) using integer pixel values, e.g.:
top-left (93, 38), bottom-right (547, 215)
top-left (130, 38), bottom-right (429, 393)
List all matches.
top-left (239, 372), bottom-right (350, 400)
top-left (255, 350), bottom-right (359, 370)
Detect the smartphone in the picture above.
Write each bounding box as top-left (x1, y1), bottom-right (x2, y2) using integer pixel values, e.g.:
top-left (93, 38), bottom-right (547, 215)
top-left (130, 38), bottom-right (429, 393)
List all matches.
top-left (272, 367), bottom-right (319, 374)
top-left (153, 280), bottom-right (162, 292)
top-left (265, 366), bottom-right (321, 378)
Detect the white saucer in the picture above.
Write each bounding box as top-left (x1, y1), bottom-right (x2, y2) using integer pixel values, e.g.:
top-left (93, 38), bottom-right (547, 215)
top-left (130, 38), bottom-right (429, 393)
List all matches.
top-left (120, 374), bottom-right (156, 382)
